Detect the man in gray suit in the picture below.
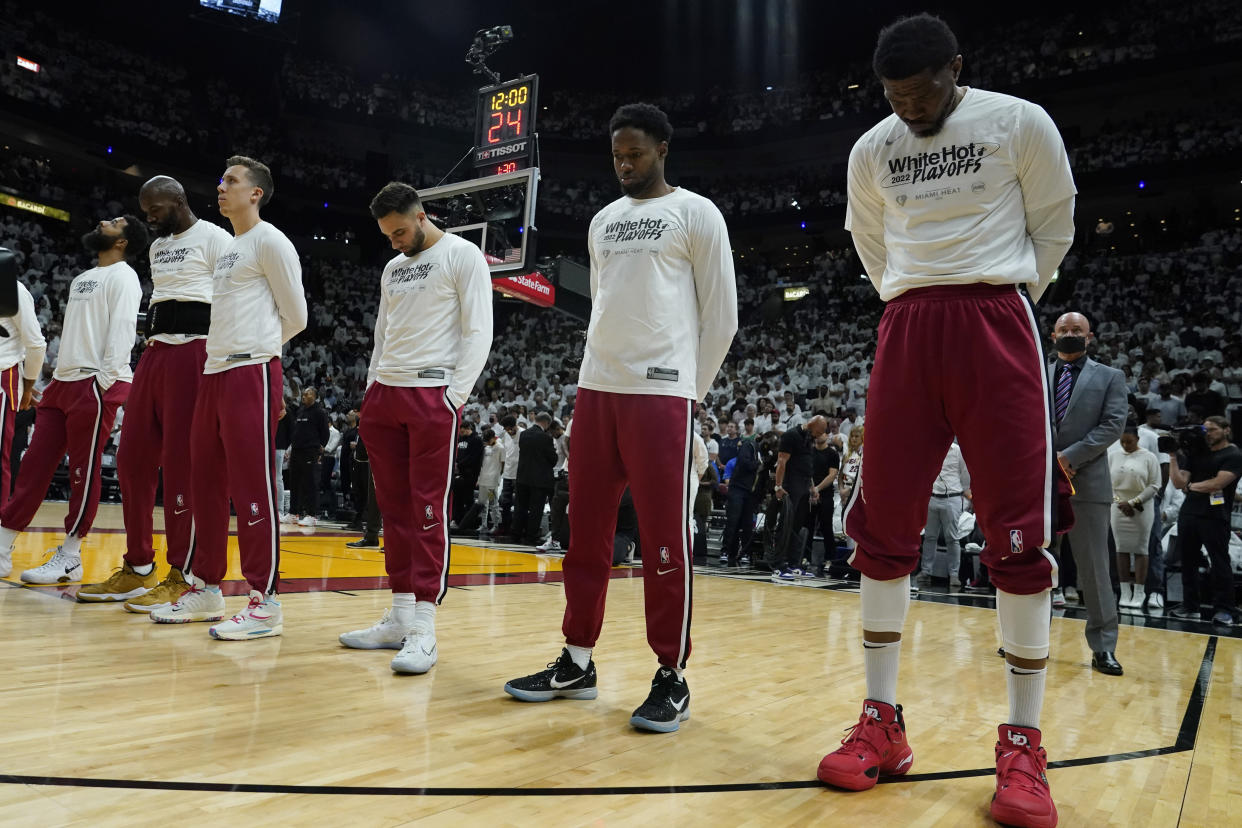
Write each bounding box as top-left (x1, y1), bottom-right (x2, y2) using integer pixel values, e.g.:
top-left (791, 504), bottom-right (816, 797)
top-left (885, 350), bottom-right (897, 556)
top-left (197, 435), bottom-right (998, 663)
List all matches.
top-left (1049, 312), bottom-right (1128, 675)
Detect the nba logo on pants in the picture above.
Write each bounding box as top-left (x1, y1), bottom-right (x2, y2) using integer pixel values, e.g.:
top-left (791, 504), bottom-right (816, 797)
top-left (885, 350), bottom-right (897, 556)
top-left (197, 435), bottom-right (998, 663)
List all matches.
top-left (1009, 529), bottom-right (1024, 555)
top-left (659, 546), bottom-right (670, 565)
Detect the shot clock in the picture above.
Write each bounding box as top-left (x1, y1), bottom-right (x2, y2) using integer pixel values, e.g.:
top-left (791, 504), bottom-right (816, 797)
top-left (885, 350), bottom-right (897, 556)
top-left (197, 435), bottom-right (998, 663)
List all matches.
top-left (473, 74), bottom-right (538, 176)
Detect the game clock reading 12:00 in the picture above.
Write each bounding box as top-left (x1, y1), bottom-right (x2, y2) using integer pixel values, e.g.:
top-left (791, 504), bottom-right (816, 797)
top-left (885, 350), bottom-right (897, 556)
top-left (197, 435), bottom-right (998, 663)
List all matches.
top-left (473, 74), bottom-right (538, 174)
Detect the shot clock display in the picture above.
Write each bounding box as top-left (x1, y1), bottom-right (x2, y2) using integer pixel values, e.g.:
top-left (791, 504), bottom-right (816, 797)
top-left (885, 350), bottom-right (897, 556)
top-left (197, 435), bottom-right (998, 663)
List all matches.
top-left (473, 74), bottom-right (538, 174)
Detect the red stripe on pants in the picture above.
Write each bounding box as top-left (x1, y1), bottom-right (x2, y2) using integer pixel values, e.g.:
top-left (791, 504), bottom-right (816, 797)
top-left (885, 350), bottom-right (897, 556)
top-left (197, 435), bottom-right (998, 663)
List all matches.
top-left (0, 377), bottom-right (126, 537)
top-left (359, 383), bottom-right (458, 602)
top-left (117, 339), bottom-right (207, 570)
top-left (0, 364), bottom-right (18, 509)
top-left (844, 283), bottom-right (1056, 595)
top-left (562, 389), bottom-right (695, 669)
top-left (189, 360), bottom-right (282, 593)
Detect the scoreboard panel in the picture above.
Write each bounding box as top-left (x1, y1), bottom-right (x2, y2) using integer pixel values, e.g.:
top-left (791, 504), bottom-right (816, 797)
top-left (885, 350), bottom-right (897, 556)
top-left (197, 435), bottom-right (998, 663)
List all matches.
top-left (473, 74), bottom-right (538, 175)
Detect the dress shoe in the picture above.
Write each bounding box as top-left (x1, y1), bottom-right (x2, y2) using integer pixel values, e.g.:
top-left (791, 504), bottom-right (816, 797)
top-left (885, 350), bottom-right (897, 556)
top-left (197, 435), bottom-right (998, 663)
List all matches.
top-left (1091, 651), bottom-right (1123, 676)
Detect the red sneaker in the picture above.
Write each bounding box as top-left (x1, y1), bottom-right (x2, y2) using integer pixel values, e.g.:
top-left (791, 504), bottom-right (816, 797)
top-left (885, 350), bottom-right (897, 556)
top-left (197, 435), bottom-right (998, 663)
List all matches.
top-left (817, 700), bottom-right (914, 791)
top-left (991, 724), bottom-right (1058, 828)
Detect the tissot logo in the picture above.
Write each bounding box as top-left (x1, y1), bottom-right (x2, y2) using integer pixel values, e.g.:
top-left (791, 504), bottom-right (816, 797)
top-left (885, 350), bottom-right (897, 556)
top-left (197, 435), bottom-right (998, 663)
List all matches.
top-left (153, 247), bottom-right (192, 265)
top-left (882, 141), bottom-right (999, 188)
top-left (391, 262), bottom-right (435, 283)
top-left (601, 218), bottom-right (676, 244)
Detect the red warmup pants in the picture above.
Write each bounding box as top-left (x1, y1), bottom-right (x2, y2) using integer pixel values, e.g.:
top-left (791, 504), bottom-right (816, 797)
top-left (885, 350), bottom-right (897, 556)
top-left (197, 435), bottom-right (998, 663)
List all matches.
top-left (359, 383), bottom-right (458, 602)
top-left (562, 389), bottom-right (694, 669)
top-left (844, 284), bottom-right (1063, 596)
top-left (189, 360), bottom-right (282, 593)
top-left (0, 377), bottom-right (127, 537)
top-left (117, 339), bottom-right (207, 572)
top-left (0, 364), bottom-right (20, 507)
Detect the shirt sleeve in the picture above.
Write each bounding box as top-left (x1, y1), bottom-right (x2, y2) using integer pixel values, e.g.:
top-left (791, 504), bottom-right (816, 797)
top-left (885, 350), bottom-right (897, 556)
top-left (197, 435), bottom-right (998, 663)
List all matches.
top-left (447, 244), bottom-right (495, 409)
top-left (16, 283), bottom-right (46, 381)
top-left (367, 279), bottom-right (388, 388)
top-left (259, 231), bottom-right (308, 345)
top-left (98, 268), bottom-right (141, 390)
top-left (690, 199), bottom-right (739, 403)
top-left (1015, 103), bottom-right (1077, 304)
top-left (845, 140), bottom-right (887, 292)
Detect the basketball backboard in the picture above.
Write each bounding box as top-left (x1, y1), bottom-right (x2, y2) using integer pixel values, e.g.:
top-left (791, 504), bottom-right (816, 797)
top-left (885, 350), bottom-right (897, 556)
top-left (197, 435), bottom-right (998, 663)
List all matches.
top-left (418, 168), bottom-right (539, 276)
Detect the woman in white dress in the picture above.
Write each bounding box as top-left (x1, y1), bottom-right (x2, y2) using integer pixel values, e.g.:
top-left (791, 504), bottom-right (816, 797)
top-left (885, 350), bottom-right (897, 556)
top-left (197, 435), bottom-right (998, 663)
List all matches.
top-left (1109, 427), bottom-right (1161, 608)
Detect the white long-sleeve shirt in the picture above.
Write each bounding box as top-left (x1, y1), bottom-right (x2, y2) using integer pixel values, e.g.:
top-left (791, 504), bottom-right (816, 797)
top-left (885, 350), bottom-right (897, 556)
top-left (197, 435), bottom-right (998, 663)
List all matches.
top-left (148, 218), bottom-right (233, 345)
top-left (368, 232), bottom-right (494, 408)
top-left (54, 261), bottom-right (141, 389)
top-left (580, 187), bottom-right (738, 402)
top-left (479, 442), bottom-right (504, 487)
top-left (501, 428), bottom-right (521, 480)
top-left (205, 221), bottom-right (307, 374)
top-left (0, 281), bottom-right (47, 380)
top-left (846, 88), bottom-right (1077, 303)
top-left (932, 442), bottom-right (971, 495)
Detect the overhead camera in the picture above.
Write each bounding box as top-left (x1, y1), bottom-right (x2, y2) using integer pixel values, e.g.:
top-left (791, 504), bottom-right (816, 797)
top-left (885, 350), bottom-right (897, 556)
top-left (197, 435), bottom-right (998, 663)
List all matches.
top-left (466, 25), bottom-right (514, 84)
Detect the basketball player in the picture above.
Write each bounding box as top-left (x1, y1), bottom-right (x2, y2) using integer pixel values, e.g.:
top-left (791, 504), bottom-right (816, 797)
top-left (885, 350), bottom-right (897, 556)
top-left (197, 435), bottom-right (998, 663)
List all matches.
top-left (338, 181), bottom-right (493, 674)
top-left (152, 156), bottom-right (306, 639)
top-left (0, 217), bottom-right (146, 583)
top-left (504, 103), bottom-right (738, 733)
top-left (0, 280), bottom-right (46, 512)
top-left (78, 176), bottom-right (232, 609)
top-left (816, 15), bottom-right (1075, 828)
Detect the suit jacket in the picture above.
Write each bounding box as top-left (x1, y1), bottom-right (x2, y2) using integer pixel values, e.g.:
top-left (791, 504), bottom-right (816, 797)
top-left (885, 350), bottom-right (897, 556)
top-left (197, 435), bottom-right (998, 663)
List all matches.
top-left (516, 424), bottom-right (557, 489)
top-left (1049, 357), bottom-right (1128, 504)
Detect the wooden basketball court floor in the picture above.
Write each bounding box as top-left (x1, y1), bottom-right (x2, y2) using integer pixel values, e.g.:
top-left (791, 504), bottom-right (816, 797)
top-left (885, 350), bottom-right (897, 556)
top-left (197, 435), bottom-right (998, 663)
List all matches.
top-left (1, 503), bottom-right (1238, 826)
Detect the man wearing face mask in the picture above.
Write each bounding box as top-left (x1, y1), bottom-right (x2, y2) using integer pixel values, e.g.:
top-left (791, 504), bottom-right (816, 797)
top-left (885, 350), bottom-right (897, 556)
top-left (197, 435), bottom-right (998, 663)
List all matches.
top-left (1, 217), bottom-right (145, 584)
top-left (1048, 312), bottom-right (1128, 677)
top-left (823, 13), bottom-right (1077, 828)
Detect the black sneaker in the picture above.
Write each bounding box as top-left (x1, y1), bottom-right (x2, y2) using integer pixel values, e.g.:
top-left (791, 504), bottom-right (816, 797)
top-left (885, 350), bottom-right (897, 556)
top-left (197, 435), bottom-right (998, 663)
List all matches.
top-left (346, 538), bottom-right (380, 549)
top-left (1169, 605), bottom-right (1203, 621)
top-left (629, 666), bottom-right (690, 733)
top-left (503, 648), bottom-right (598, 702)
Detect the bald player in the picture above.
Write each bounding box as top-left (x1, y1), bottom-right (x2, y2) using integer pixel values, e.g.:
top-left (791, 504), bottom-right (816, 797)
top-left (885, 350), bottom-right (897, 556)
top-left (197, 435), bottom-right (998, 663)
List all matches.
top-left (78, 176), bottom-right (232, 609)
top-left (152, 156), bottom-right (306, 640)
top-left (815, 14), bottom-right (1076, 828)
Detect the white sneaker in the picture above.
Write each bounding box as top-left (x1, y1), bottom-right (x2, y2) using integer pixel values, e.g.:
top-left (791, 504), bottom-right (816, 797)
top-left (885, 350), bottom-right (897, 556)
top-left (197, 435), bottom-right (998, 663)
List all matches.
top-left (536, 539), bottom-right (562, 553)
top-left (0, 539), bottom-right (13, 578)
top-left (297, 515), bottom-right (317, 527)
top-left (339, 608), bottom-right (409, 650)
top-left (1063, 586), bottom-right (1080, 604)
top-left (279, 512), bottom-right (298, 524)
top-left (151, 584), bottom-right (227, 623)
top-left (1051, 588), bottom-right (1066, 608)
top-left (390, 628), bottom-right (437, 674)
top-left (20, 546), bottom-right (83, 584)
top-left (210, 591), bottom-right (283, 640)
top-left (1147, 592), bottom-right (1165, 612)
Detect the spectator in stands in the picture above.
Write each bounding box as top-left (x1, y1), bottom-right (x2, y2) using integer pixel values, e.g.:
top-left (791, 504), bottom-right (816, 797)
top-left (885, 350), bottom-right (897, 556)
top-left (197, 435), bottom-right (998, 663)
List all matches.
top-left (451, 421), bottom-right (483, 529)
top-left (287, 386), bottom-right (329, 528)
top-left (497, 415), bottom-right (521, 536)
top-left (513, 411), bottom-right (557, 546)
top-left (477, 428), bottom-right (504, 534)
top-left (1185, 371), bottom-right (1226, 418)
top-left (1109, 426), bottom-right (1162, 608)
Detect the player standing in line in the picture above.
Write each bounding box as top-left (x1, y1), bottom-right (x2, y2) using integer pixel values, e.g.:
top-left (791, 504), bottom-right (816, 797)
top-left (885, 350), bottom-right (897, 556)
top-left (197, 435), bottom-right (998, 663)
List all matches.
top-left (815, 15), bottom-right (1076, 828)
top-left (78, 176), bottom-right (232, 609)
top-left (504, 103), bottom-right (738, 733)
top-left (152, 156), bottom-right (306, 639)
top-left (338, 181), bottom-right (493, 674)
top-left (0, 279), bottom-right (46, 512)
top-left (0, 217), bottom-right (145, 582)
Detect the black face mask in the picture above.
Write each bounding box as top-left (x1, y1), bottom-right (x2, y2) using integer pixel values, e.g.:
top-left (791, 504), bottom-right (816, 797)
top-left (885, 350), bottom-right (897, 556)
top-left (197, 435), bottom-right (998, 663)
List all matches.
top-left (1055, 335), bottom-right (1087, 355)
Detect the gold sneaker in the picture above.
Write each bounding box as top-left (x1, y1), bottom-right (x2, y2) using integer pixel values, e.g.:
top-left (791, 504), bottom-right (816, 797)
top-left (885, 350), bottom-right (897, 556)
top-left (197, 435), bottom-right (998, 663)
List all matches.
top-left (77, 562), bottom-right (158, 603)
top-left (124, 567), bottom-right (190, 614)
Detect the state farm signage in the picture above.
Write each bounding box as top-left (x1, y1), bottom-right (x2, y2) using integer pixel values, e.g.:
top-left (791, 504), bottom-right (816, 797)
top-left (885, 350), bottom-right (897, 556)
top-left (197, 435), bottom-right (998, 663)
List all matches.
top-left (494, 271), bottom-right (555, 308)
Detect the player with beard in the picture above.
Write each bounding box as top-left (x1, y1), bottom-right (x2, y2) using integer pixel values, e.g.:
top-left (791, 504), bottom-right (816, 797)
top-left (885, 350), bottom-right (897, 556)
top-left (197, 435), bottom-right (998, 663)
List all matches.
top-left (337, 181), bottom-right (493, 674)
top-left (77, 176), bottom-right (233, 610)
top-left (815, 14), bottom-right (1076, 828)
top-left (0, 217), bottom-right (145, 584)
top-left (152, 156), bottom-right (306, 640)
top-left (504, 103), bottom-right (737, 733)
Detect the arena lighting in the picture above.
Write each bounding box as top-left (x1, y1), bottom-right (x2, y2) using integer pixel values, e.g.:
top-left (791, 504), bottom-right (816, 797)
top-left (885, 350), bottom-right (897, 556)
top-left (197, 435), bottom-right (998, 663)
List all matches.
top-left (1138, 180), bottom-right (1146, 189)
top-left (16, 56), bottom-right (39, 73)
top-left (847, 83), bottom-right (859, 89)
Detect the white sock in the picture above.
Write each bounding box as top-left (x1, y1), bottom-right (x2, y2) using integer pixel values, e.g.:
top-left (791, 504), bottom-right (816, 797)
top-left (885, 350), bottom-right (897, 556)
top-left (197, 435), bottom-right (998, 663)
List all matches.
top-left (392, 593), bottom-right (417, 627)
top-left (996, 589), bottom-right (1051, 728)
top-left (61, 535), bottom-right (82, 556)
top-left (0, 526), bottom-right (18, 550)
top-left (860, 575), bottom-right (910, 706)
top-left (566, 644), bottom-right (592, 670)
top-left (1006, 666), bottom-right (1046, 729)
top-left (132, 562), bottom-right (154, 576)
top-left (863, 641), bottom-right (901, 706)
top-left (413, 600), bottom-right (437, 635)
top-left (673, 667), bottom-right (685, 681)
